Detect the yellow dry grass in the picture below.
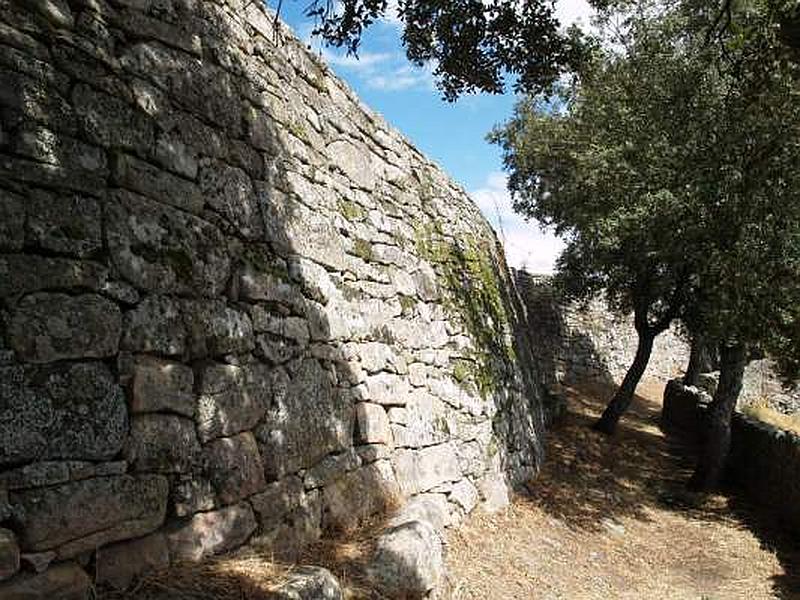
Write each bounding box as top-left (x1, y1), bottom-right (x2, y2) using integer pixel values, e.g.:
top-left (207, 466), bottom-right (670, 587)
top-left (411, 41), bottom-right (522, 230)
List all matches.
top-left (445, 380), bottom-right (800, 599)
top-left (742, 401), bottom-right (800, 436)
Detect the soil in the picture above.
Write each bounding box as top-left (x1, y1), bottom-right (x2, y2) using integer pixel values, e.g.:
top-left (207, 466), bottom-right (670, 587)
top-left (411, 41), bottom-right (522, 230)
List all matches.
top-left (445, 380), bottom-right (800, 599)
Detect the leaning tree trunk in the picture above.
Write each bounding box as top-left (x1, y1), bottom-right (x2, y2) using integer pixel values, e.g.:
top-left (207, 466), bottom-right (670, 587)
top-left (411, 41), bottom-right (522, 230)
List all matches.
top-left (593, 329), bottom-right (656, 435)
top-left (683, 334), bottom-right (706, 386)
top-left (688, 343), bottom-right (748, 491)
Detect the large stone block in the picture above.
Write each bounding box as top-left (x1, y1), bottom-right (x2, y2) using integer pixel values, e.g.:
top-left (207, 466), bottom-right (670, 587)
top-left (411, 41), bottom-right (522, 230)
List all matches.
top-left (9, 474), bottom-right (168, 559)
top-left (131, 355), bottom-right (195, 416)
top-left (365, 520), bottom-right (443, 599)
top-left (0, 562), bottom-right (90, 600)
top-left (72, 83), bottom-right (154, 153)
top-left (96, 533), bottom-right (170, 590)
top-left (199, 160), bottom-right (263, 239)
top-left (122, 295), bottom-right (186, 356)
top-left (106, 190), bottom-right (230, 296)
top-left (112, 152), bottom-right (203, 213)
top-left (0, 362), bottom-right (127, 466)
top-left (25, 189), bottom-right (102, 257)
top-left (0, 255), bottom-right (107, 298)
top-left (322, 461), bottom-right (400, 532)
top-left (257, 359), bottom-right (352, 479)
top-left (125, 414), bottom-right (201, 473)
top-left (183, 299), bottom-right (255, 358)
top-left (205, 432), bottom-right (266, 504)
top-left (268, 566), bottom-right (343, 600)
top-left (393, 444), bottom-right (462, 496)
top-left (166, 503), bottom-right (256, 562)
top-left (196, 363), bottom-right (270, 441)
top-left (355, 403), bottom-right (392, 446)
top-left (8, 293), bottom-right (121, 362)
top-left (251, 488), bottom-right (322, 560)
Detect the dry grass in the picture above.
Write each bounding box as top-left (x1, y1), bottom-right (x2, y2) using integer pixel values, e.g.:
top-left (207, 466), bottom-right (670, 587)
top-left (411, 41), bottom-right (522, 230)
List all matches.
top-left (101, 514), bottom-right (393, 599)
top-left (446, 380), bottom-right (800, 600)
top-left (742, 401), bottom-right (800, 436)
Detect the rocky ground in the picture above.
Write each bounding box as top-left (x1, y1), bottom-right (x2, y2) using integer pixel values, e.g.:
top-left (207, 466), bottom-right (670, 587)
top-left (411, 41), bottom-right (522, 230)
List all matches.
top-left (446, 380), bottom-right (800, 599)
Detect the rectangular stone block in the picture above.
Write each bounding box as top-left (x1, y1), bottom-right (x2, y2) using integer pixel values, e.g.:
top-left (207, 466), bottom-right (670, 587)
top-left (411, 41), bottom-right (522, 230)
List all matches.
top-left (393, 444), bottom-right (462, 496)
top-left (166, 503), bottom-right (256, 562)
top-left (355, 403), bottom-right (392, 446)
top-left (125, 414), bottom-right (201, 473)
top-left (196, 363), bottom-right (270, 442)
top-left (131, 355), bottom-right (195, 417)
top-left (205, 432), bottom-right (266, 504)
top-left (9, 475), bottom-right (168, 559)
top-left (96, 533), bottom-right (169, 590)
top-left (112, 152), bottom-right (203, 214)
top-left (322, 461), bottom-right (400, 532)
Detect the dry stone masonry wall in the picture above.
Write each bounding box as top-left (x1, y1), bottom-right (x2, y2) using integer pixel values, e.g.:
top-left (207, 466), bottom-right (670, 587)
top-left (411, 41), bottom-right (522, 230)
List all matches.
top-left (0, 0), bottom-right (546, 594)
top-left (516, 272), bottom-right (690, 390)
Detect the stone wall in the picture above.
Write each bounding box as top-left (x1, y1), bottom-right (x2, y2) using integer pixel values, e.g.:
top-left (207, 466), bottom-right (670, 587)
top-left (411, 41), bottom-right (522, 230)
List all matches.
top-left (662, 381), bottom-right (800, 534)
top-left (0, 0), bottom-right (545, 593)
top-left (515, 272), bottom-right (689, 389)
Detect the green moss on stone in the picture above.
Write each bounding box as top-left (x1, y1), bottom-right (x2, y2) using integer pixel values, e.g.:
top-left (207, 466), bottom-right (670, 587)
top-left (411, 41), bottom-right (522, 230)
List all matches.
top-left (352, 238), bottom-right (373, 262)
top-left (338, 199), bottom-right (366, 222)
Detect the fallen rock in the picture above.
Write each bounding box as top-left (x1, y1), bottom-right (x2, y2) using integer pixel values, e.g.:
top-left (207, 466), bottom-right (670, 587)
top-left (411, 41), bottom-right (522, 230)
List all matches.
top-left (366, 520), bottom-right (443, 599)
top-left (267, 566), bottom-right (342, 599)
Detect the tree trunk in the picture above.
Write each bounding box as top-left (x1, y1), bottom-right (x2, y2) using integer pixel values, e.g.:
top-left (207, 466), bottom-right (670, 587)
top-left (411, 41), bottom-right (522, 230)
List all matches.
top-left (593, 330), bottom-right (656, 435)
top-left (683, 334), bottom-right (705, 386)
top-left (688, 343), bottom-right (748, 491)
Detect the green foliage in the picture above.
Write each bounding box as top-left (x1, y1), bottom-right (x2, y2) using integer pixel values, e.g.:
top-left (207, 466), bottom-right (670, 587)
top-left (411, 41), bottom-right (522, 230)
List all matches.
top-left (290, 0), bottom-right (592, 100)
top-left (493, 0), bottom-right (800, 371)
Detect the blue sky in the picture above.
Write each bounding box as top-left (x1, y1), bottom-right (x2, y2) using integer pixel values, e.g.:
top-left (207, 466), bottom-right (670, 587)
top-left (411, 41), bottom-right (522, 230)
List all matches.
top-left (277, 1), bottom-right (593, 272)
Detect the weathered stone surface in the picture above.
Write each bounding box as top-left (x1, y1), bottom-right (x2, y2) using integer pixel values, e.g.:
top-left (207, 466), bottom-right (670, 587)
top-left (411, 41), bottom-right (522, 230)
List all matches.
top-left (131, 355), bottom-right (195, 416)
top-left (391, 392), bottom-right (454, 449)
top-left (72, 83), bottom-right (154, 153)
top-left (205, 432), bottom-right (266, 504)
top-left (357, 373), bottom-right (412, 406)
top-left (96, 533), bottom-right (169, 590)
top-left (0, 188), bottom-right (25, 250)
top-left (172, 476), bottom-right (217, 518)
top-left (0, 562), bottom-right (90, 600)
top-left (327, 140), bottom-right (377, 191)
top-left (12, 126), bottom-right (107, 175)
top-left (365, 520), bottom-right (443, 599)
top-left (126, 414), bottom-right (201, 473)
top-left (107, 190), bottom-right (230, 296)
top-left (258, 359), bottom-right (352, 479)
top-left (389, 494), bottom-right (450, 534)
top-left (449, 479), bottom-right (479, 513)
top-left (112, 152), bottom-right (203, 213)
top-left (268, 566), bottom-right (343, 600)
top-left (184, 300), bottom-right (255, 358)
top-left (122, 295), bottom-right (186, 356)
top-left (26, 190), bottom-right (102, 256)
top-left (8, 293), bottom-right (121, 362)
top-left (304, 449), bottom-right (361, 490)
top-left (393, 444), bottom-right (462, 496)
top-left (197, 363), bottom-right (270, 441)
top-left (322, 461), bottom-right (400, 532)
top-left (476, 472), bottom-right (511, 513)
top-left (0, 362), bottom-right (127, 466)
top-left (355, 403), bottom-right (392, 446)
top-left (19, 551), bottom-right (55, 574)
top-left (356, 443), bottom-right (392, 463)
top-left (0, 528), bottom-right (19, 581)
top-left (166, 503), bottom-right (256, 562)
top-left (0, 460), bottom-right (126, 490)
top-left (251, 489), bottom-right (323, 560)
top-left (9, 475), bottom-right (168, 559)
top-left (249, 475), bottom-right (306, 530)
top-left (0, 255), bottom-right (107, 297)
top-left (200, 160), bottom-right (263, 239)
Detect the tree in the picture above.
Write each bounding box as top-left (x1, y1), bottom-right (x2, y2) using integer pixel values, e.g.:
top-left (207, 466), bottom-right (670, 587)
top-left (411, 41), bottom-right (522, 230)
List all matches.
top-left (489, 8), bottom-right (714, 434)
top-left (490, 0), bottom-right (800, 462)
top-left (281, 0), bottom-right (590, 100)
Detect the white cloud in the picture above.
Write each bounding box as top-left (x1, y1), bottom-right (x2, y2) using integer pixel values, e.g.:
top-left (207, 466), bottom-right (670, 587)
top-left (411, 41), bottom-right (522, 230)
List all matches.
top-left (365, 64), bottom-right (434, 91)
top-left (323, 49), bottom-right (394, 70)
top-left (471, 171), bottom-right (565, 273)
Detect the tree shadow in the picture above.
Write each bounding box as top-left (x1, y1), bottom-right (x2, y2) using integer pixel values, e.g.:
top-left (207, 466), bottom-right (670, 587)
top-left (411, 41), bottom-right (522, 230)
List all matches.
top-left (516, 380), bottom-right (800, 598)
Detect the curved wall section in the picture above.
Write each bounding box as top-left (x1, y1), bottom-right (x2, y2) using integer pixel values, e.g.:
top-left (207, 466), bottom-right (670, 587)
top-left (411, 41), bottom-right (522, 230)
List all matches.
top-left (0, 0), bottom-right (545, 590)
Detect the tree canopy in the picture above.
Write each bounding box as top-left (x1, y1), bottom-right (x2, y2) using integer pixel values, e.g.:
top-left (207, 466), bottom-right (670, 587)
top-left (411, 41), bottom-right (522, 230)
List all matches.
top-left (287, 0), bottom-right (590, 100)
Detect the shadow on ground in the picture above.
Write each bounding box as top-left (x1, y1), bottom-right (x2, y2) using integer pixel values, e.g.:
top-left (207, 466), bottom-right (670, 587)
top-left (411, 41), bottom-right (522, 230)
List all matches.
top-left (517, 380), bottom-right (800, 599)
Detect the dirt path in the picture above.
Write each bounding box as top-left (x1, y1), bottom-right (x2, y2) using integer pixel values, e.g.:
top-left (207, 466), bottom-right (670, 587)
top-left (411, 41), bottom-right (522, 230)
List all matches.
top-left (446, 381), bottom-right (800, 600)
